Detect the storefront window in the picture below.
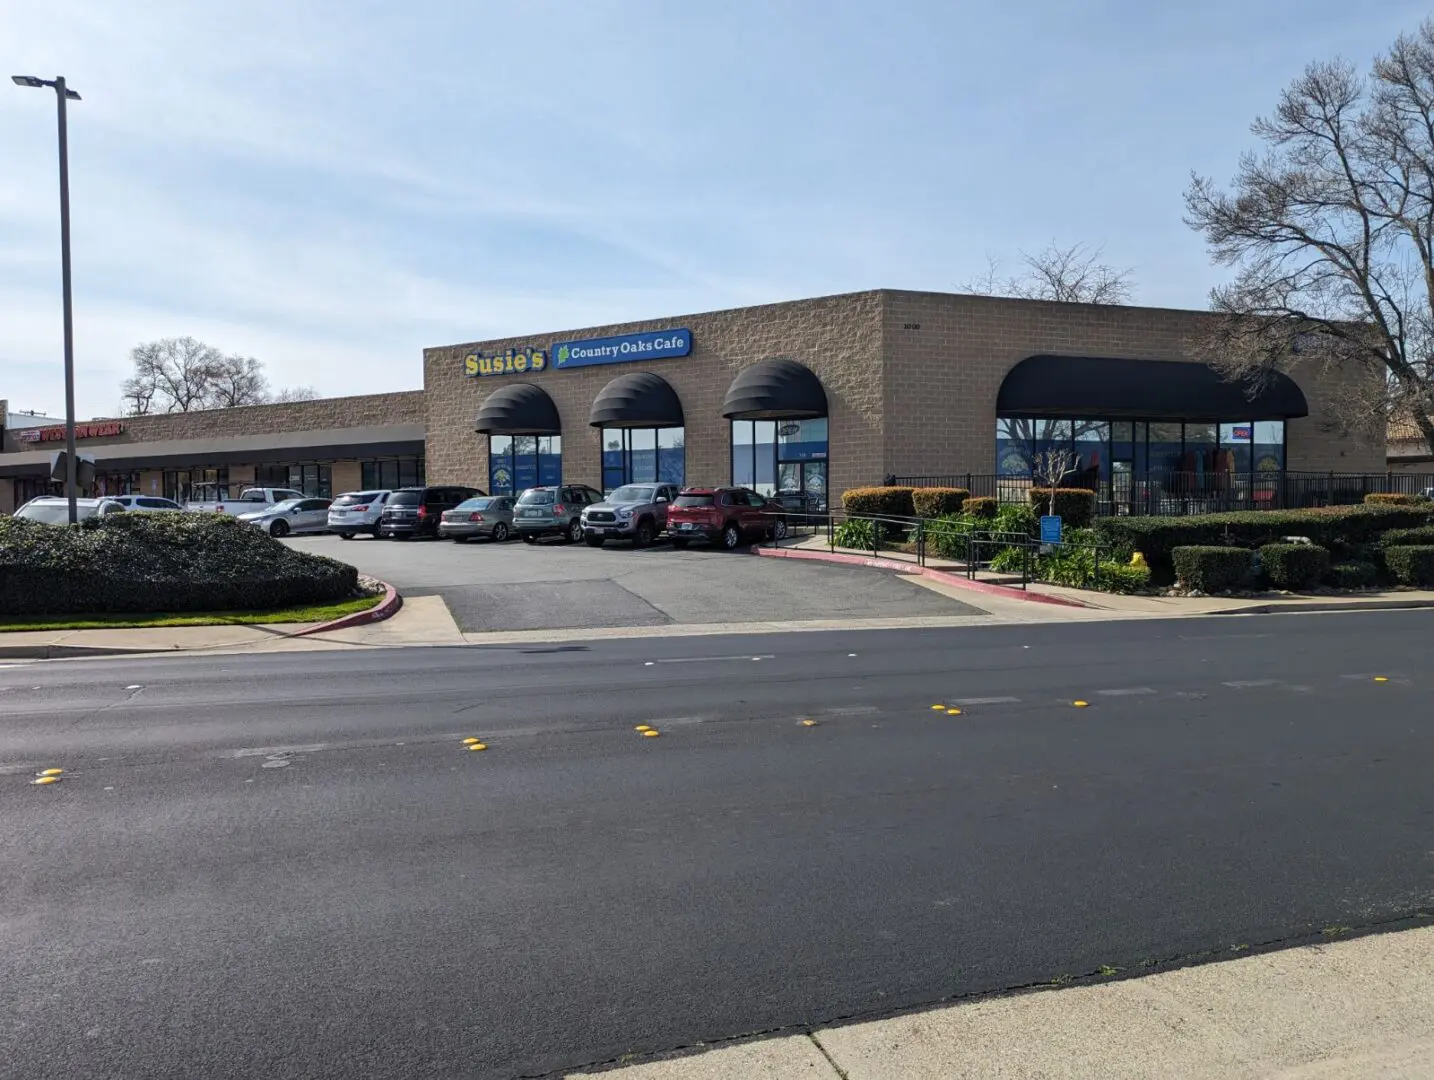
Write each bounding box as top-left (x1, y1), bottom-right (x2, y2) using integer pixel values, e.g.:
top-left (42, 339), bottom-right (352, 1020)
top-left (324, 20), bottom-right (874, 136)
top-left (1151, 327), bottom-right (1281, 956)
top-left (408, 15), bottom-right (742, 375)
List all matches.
top-left (1219, 423), bottom-right (1254, 473)
top-left (94, 472), bottom-right (140, 497)
top-left (731, 418), bottom-right (828, 507)
top-left (488, 435), bottom-right (560, 495)
top-left (163, 468), bottom-right (229, 503)
top-left (1147, 422), bottom-right (1184, 475)
top-left (1253, 420), bottom-right (1285, 473)
top-left (996, 418), bottom-right (1031, 475)
top-left (603, 428), bottom-right (684, 492)
top-left (360, 457), bottom-right (425, 490)
top-left (1072, 421), bottom-right (1110, 486)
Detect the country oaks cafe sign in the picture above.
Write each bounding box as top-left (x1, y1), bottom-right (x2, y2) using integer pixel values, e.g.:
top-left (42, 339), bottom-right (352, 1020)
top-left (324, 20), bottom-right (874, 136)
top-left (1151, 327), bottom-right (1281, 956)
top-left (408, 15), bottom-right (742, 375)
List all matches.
top-left (16, 420), bottom-right (124, 443)
top-left (463, 329), bottom-right (693, 378)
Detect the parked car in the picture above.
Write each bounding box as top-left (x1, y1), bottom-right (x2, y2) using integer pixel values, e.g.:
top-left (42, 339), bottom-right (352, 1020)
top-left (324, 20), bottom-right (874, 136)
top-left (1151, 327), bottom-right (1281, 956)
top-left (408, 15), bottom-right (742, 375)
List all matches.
top-left (185, 485), bottom-right (305, 515)
top-left (438, 495), bottom-right (516, 542)
top-left (514, 484), bottom-right (605, 543)
top-left (378, 486), bottom-right (483, 539)
top-left (328, 490), bottom-right (393, 539)
top-left (664, 487), bottom-right (788, 550)
top-left (13, 496), bottom-right (127, 524)
top-left (102, 495), bottom-right (184, 512)
top-left (581, 483), bottom-right (681, 547)
top-left (237, 497), bottom-right (333, 537)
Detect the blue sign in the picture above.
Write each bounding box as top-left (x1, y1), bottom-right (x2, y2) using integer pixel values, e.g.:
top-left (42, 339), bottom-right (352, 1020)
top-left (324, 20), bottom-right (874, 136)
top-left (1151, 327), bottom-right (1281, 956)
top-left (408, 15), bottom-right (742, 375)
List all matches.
top-left (552, 328), bottom-right (692, 370)
top-left (1040, 515), bottom-right (1062, 544)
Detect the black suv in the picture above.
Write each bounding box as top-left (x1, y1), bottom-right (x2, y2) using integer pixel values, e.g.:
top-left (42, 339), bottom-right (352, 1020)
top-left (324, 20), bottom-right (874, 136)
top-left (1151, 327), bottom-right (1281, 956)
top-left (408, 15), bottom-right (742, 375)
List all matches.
top-left (379, 485), bottom-right (484, 539)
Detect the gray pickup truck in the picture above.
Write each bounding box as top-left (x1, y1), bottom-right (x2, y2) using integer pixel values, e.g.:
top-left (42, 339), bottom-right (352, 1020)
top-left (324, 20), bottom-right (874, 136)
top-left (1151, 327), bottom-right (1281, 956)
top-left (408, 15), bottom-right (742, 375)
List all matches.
top-left (580, 483), bottom-right (681, 547)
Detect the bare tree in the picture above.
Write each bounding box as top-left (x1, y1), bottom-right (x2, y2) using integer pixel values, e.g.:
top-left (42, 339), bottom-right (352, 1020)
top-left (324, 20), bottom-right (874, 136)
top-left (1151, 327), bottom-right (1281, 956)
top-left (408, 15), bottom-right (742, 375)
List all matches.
top-left (963, 242), bottom-right (1135, 305)
top-left (1031, 447), bottom-right (1079, 518)
top-left (271, 385), bottom-right (319, 404)
top-left (119, 338), bottom-right (319, 413)
top-left (1185, 19), bottom-right (1434, 455)
top-left (207, 354), bottom-right (270, 409)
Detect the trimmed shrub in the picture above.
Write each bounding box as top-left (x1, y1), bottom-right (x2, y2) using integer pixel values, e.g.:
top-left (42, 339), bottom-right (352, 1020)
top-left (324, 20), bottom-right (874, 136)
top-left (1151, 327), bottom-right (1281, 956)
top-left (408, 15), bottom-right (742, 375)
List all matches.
top-left (841, 486), bottom-right (915, 518)
top-left (1259, 543), bottom-right (1330, 590)
top-left (1365, 492), bottom-right (1420, 506)
top-left (1384, 545), bottom-right (1434, 586)
top-left (1095, 562), bottom-right (1153, 594)
top-left (1095, 506), bottom-right (1432, 583)
top-left (1326, 561), bottom-right (1379, 589)
top-left (1379, 525), bottom-right (1434, 548)
top-left (911, 487), bottom-right (968, 518)
top-left (963, 496), bottom-right (999, 520)
top-left (0, 512), bottom-right (360, 616)
top-left (1171, 546), bottom-right (1253, 593)
top-left (1027, 487), bottom-right (1096, 528)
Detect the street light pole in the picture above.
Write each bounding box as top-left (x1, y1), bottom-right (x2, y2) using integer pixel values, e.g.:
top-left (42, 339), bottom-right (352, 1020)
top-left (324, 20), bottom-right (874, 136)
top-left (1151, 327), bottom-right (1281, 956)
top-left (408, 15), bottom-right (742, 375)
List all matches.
top-left (12, 74), bottom-right (82, 523)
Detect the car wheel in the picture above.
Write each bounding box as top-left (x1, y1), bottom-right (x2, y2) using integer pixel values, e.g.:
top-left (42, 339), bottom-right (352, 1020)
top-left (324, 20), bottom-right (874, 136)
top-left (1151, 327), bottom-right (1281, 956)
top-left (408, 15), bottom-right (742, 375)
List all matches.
top-left (634, 520), bottom-right (654, 547)
top-left (585, 534), bottom-right (605, 548)
top-left (269, 519), bottom-right (290, 538)
top-left (671, 538), bottom-right (689, 550)
top-left (338, 531), bottom-right (353, 541)
top-left (721, 522), bottom-right (741, 550)
top-left (452, 535), bottom-right (467, 544)
top-left (567, 519), bottom-right (584, 543)
top-left (370, 525), bottom-right (384, 538)
top-left (491, 522), bottom-right (509, 542)
top-left (521, 534), bottom-right (537, 544)
top-left (771, 518), bottom-right (788, 541)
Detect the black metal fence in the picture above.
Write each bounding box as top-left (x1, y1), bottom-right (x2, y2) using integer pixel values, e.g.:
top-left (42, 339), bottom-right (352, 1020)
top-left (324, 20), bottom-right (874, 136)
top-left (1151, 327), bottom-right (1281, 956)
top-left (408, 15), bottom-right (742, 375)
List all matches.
top-left (886, 470), bottom-right (1434, 517)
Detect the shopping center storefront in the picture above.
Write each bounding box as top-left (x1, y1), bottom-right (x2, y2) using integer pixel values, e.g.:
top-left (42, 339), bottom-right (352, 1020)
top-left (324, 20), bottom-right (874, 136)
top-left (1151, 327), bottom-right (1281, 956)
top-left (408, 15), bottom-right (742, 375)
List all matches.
top-left (4, 291), bottom-right (1386, 515)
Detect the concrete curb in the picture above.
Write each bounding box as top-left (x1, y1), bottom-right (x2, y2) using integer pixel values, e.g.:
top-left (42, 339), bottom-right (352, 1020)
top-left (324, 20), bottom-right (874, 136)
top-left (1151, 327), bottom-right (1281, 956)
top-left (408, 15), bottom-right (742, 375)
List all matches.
top-left (749, 545), bottom-right (1093, 608)
top-left (0, 643), bottom-right (173, 660)
top-left (1203, 597), bottom-right (1434, 616)
top-left (291, 581), bottom-right (402, 637)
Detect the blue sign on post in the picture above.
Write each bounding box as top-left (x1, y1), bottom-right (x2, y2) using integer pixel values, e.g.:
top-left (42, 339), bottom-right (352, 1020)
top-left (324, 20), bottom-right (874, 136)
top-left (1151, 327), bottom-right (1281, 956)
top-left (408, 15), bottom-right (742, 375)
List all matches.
top-left (551, 328), bottom-right (693, 370)
top-left (1040, 515), bottom-right (1063, 545)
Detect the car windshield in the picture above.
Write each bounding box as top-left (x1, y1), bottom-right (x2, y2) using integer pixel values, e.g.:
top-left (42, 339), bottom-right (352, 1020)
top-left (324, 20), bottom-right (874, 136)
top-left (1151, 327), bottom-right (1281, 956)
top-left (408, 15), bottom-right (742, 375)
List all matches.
top-left (264, 500), bottom-right (303, 513)
top-left (609, 486), bottom-right (655, 503)
top-left (456, 498), bottom-right (495, 511)
top-left (674, 494), bottom-right (715, 508)
top-left (334, 492), bottom-right (382, 506)
top-left (518, 490), bottom-right (555, 505)
top-left (388, 491), bottom-right (422, 507)
top-left (16, 503), bottom-right (74, 524)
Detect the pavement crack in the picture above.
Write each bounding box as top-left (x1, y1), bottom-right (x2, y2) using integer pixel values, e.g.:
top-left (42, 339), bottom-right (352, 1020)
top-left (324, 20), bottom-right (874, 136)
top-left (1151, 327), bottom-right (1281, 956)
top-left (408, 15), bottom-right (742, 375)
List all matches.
top-left (808, 1031), bottom-right (851, 1078)
top-left (67, 685), bottom-right (145, 729)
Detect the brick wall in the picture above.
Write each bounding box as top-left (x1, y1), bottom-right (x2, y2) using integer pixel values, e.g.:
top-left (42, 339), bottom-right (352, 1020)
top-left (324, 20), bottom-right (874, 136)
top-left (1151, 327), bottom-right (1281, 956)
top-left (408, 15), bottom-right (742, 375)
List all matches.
top-left (422, 292), bottom-right (884, 496)
top-left (880, 291), bottom-right (1386, 479)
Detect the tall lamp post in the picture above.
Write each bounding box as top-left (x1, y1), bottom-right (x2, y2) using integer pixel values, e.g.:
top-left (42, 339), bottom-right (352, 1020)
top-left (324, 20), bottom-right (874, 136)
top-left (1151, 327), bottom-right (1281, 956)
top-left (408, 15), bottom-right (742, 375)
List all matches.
top-left (12, 74), bottom-right (81, 524)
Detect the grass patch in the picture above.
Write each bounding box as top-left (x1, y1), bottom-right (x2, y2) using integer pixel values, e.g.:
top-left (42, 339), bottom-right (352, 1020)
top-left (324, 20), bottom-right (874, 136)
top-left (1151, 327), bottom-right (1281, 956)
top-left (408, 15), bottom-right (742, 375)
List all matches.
top-left (0, 593), bottom-right (382, 632)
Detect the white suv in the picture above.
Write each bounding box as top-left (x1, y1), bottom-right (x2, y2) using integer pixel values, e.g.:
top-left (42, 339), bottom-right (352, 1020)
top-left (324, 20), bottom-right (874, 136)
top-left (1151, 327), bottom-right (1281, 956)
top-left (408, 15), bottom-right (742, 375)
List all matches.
top-left (328, 490), bottom-right (392, 539)
top-left (103, 495), bottom-right (183, 512)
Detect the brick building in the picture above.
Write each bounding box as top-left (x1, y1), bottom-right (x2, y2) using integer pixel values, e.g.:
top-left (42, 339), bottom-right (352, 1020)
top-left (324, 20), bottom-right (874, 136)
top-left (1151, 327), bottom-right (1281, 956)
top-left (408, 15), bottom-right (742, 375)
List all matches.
top-left (1, 289), bottom-right (1385, 515)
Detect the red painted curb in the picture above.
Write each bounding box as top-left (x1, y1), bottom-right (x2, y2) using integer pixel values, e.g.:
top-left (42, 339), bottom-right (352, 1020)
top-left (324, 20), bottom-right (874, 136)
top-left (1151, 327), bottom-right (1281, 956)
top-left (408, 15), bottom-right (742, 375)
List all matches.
top-left (292, 581), bottom-right (402, 637)
top-left (750, 546), bottom-right (1092, 608)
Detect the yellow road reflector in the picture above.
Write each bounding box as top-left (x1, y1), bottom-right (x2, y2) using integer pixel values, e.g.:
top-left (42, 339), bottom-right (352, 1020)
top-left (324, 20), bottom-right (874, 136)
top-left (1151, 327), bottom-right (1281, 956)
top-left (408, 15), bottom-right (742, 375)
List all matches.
top-left (642, 730), bottom-right (661, 738)
top-left (32, 776), bottom-right (60, 785)
top-left (800, 719), bottom-right (817, 727)
top-left (634, 724), bottom-right (652, 732)
top-left (946, 708), bottom-right (962, 715)
top-left (38, 768), bottom-right (63, 777)
top-left (467, 743), bottom-right (487, 751)
top-left (1073, 700), bottom-right (1090, 708)
top-left (1374, 676), bottom-right (1389, 683)
top-left (930, 704), bottom-right (945, 710)
top-left (462, 737), bottom-right (480, 745)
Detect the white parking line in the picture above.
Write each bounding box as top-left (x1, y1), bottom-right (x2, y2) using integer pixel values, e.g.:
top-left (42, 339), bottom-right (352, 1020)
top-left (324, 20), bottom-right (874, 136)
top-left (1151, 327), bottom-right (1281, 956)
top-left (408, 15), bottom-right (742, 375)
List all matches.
top-left (1222, 679), bottom-right (1280, 689)
top-left (952, 696), bottom-right (1021, 706)
top-left (650, 655), bottom-right (776, 664)
top-left (1096, 687), bottom-right (1156, 697)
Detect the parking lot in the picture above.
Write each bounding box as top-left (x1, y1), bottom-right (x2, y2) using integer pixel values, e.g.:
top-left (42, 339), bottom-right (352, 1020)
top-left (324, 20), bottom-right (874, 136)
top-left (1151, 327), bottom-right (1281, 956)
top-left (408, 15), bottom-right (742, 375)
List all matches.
top-left (285, 533), bottom-right (983, 633)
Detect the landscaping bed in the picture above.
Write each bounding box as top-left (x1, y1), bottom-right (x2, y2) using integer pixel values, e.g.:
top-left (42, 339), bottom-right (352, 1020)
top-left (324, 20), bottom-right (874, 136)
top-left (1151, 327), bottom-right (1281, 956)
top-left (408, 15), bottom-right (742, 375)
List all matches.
top-left (0, 512), bottom-right (364, 617)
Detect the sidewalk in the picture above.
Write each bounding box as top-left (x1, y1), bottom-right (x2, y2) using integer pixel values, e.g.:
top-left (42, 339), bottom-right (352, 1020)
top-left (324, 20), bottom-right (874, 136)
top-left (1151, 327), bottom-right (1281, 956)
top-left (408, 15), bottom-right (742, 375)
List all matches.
top-left (763, 535), bottom-right (1434, 617)
top-left (570, 925), bottom-right (1434, 1079)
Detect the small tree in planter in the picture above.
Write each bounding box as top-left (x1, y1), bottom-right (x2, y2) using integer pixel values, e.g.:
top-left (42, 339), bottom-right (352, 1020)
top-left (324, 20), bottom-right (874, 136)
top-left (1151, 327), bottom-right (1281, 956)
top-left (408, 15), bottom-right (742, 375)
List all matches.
top-left (1031, 448), bottom-right (1078, 519)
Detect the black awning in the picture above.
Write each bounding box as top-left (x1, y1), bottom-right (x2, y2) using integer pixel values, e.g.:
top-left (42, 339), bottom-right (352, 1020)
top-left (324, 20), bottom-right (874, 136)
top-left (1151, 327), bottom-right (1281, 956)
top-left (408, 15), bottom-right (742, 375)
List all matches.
top-left (588, 372), bottom-right (685, 428)
top-left (996, 355), bottom-right (1309, 421)
top-left (475, 383), bottom-right (561, 435)
top-left (721, 358), bottom-right (827, 420)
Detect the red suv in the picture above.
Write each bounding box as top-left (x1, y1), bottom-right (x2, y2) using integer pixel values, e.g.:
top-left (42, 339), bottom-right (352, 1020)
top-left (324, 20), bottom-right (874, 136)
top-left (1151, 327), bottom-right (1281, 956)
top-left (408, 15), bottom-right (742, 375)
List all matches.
top-left (665, 487), bottom-right (788, 550)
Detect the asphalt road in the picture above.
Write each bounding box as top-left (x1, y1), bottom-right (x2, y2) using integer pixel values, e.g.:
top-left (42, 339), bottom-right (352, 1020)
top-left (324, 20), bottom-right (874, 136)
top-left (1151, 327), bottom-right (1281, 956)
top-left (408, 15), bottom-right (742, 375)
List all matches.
top-left (284, 532), bottom-right (978, 631)
top-left (4, 612), bottom-right (1434, 1079)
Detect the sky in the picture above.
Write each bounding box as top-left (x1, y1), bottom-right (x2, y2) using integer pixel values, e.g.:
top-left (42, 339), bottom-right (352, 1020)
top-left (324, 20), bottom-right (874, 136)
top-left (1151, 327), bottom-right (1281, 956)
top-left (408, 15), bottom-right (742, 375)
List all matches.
top-left (2, 0), bottom-right (1430, 419)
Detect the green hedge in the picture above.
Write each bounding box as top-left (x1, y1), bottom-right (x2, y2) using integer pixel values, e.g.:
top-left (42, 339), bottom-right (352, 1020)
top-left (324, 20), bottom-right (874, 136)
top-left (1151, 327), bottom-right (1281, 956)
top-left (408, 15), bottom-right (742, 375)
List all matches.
top-left (841, 486), bottom-right (916, 518)
top-left (911, 487), bottom-right (968, 518)
top-left (963, 496), bottom-right (999, 520)
top-left (1259, 543), bottom-right (1329, 590)
top-left (0, 512), bottom-right (360, 616)
top-left (1095, 506), bottom-right (1431, 582)
top-left (1326, 561), bottom-right (1379, 589)
top-left (1380, 525), bottom-right (1434, 548)
top-left (1384, 545), bottom-right (1434, 586)
top-left (1028, 488), bottom-right (1096, 528)
top-left (1172, 546), bottom-right (1253, 593)
top-left (1364, 493), bottom-right (1424, 506)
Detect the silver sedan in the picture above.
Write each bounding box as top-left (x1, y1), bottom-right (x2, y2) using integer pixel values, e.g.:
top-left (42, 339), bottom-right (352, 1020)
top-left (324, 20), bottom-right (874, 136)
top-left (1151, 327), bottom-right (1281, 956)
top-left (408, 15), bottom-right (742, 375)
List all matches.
top-left (438, 496), bottom-right (516, 542)
top-left (237, 498), bottom-right (333, 538)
